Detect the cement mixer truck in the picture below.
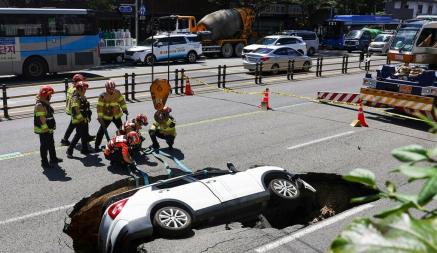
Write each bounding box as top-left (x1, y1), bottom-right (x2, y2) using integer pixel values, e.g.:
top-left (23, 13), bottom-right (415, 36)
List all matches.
top-left (159, 8), bottom-right (255, 58)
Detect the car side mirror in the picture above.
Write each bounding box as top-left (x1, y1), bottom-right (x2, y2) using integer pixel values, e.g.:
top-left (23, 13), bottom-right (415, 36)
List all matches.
top-left (227, 162), bottom-right (238, 173)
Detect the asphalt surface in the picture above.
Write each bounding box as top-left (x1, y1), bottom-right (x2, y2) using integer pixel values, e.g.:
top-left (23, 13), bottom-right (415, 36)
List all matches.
top-left (0, 59), bottom-right (435, 253)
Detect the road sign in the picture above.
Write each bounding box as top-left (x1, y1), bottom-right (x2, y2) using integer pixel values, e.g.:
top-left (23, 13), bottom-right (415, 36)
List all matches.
top-left (119, 5), bottom-right (133, 14)
top-left (140, 4), bottom-right (146, 16)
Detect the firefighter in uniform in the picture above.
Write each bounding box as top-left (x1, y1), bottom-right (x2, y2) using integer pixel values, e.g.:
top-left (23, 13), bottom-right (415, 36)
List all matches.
top-left (103, 131), bottom-right (141, 168)
top-left (119, 114), bottom-right (148, 150)
top-left (61, 73), bottom-right (85, 146)
top-left (34, 85), bottom-right (63, 168)
top-left (66, 81), bottom-right (92, 157)
top-left (95, 80), bottom-right (128, 150)
top-left (149, 106), bottom-right (176, 150)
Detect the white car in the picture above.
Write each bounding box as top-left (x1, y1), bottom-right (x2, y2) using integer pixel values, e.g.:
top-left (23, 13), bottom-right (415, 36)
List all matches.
top-left (243, 35), bottom-right (307, 56)
top-left (368, 33), bottom-right (393, 55)
top-left (124, 34), bottom-right (202, 65)
top-left (98, 164), bottom-right (316, 253)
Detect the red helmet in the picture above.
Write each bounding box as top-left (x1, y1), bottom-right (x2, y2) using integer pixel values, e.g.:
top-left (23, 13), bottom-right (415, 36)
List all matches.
top-left (124, 121), bottom-right (135, 131)
top-left (163, 106), bottom-right (172, 114)
top-left (127, 131), bottom-right (140, 145)
top-left (105, 80), bottom-right (116, 91)
top-left (39, 85), bottom-right (55, 98)
top-left (75, 81), bottom-right (89, 90)
top-left (135, 114), bottom-right (148, 126)
top-left (72, 74), bottom-right (85, 83)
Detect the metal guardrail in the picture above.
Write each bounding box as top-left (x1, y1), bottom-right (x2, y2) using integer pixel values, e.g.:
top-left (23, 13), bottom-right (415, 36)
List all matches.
top-left (0, 53), bottom-right (386, 119)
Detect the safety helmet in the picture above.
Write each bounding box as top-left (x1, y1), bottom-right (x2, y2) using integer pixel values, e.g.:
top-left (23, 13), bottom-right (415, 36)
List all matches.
top-left (39, 85), bottom-right (55, 98)
top-left (127, 131), bottom-right (140, 145)
top-left (105, 79), bottom-right (116, 91)
top-left (135, 114), bottom-right (148, 126)
top-left (72, 73), bottom-right (85, 83)
top-left (124, 121), bottom-right (135, 131)
top-left (75, 81), bottom-right (89, 90)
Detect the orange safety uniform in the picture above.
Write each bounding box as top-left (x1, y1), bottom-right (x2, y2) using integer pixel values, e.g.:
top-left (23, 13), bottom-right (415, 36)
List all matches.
top-left (103, 135), bottom-right (132, 165)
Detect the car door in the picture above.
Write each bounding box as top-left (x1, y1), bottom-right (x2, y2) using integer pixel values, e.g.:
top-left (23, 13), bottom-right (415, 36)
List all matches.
top-left (287, 47), bottom-right (305, 68)
top-left (213, 172), bottom-right (265, 200)
top-left (170, 36), bottom-right (188, 60)
top-left (155, 37), bottom-right (170, 61)
top-left (272, 47), bottom-right (289, 69)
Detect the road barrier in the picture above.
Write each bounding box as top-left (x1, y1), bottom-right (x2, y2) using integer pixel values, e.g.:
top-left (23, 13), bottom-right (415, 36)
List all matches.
top-left (0, 54), bottom-right (387, 119)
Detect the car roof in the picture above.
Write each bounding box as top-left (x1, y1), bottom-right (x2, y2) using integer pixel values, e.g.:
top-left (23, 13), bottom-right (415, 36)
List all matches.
top-left (153, 33), bottom-right (197, 39)
top-left (254, 45), bottom-right (294, 50)
top-left (283, 30), bottom-right (316, 34)
top-left (265, 35), bottom-right (301, 39)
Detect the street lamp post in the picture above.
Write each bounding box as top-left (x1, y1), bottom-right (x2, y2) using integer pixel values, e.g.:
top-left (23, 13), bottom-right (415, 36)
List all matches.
top-left (135, 0), bottom-right (138, 40)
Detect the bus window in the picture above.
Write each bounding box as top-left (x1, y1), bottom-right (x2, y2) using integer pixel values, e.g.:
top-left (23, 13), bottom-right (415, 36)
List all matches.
top-left (47, 15), bottom-right (64, 35)
top-left (416, 28), bottom-right (437, 47)
top-left (64, 15), bottom-right (98, 36)
top-left (0, 15), bottom-right (43, 37)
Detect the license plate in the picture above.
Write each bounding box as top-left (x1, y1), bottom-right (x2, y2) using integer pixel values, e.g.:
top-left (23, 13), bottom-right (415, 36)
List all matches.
top-left (399, 85), bottom-right (412, 94)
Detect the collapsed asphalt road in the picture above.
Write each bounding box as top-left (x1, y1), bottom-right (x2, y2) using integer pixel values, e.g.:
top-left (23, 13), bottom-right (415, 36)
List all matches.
top-left (64, 171), bottom-right (376, 253)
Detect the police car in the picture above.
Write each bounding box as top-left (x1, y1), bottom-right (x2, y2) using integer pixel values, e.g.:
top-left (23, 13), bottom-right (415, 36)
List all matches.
top-left (124, 33), bottom-right (202, 65)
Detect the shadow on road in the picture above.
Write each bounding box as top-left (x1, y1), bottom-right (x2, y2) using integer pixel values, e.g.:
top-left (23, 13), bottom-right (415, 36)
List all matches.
top-left (42, 164), bottom-right (72, 182)
top-left (67, 153), bottom-right (106, 168)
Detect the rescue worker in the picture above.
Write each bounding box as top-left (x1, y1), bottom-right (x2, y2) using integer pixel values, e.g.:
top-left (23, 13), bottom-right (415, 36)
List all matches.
top-left (66, 81), bottom-right (93, 157)
top-left (120, 114), bottom-right (148, 149)
top-left (34, 85), bottom-right (63, 167)
top-left (149, 106), bottom-right (176, 150)
top-left (95, 80), bottom-right (128, 150)
top-left (61, 73), bottom-right (84, 146)
top-left (103, 131), bottom-right (141, 168)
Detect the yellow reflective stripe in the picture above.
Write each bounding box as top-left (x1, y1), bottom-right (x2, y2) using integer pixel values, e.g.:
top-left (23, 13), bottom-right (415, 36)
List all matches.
top-left (76, 114), bottom-right (84, 120)
top-left (35, 112), bottom-right (46, 116)
top-left (109, 102), bottom-right (119, 106)
top-left (97, 102), bottom-right (105, 106)
top-left (102, 115), bottom-right (113, 120)
top-left (114, 112), bottom-right (123, 119)
top-left (98, 112), bottom-right (104, 117)
top-left (121, 104), bottom-right (127, 110)
top-left (40, 124), bottom-right (48, 129)
top-left (118, 96), bottom-right (125, 102)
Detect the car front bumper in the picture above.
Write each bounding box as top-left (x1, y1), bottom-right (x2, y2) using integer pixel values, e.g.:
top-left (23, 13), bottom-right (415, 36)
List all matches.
top-left (124, 52), bottom-right (144, 63)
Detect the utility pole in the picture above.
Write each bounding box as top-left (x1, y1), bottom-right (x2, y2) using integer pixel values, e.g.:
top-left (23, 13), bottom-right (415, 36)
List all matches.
top-left (135, 0), bottom-right (138, 40)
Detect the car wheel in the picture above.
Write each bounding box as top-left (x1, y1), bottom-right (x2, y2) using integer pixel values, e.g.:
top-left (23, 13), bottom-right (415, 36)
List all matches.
top-left (269, 177), bottom-right (300, 200)
top-left (153, 206), bottom-right (192, 236)
top-left (221, 43), bottom-right (233, 58)
top-left (234, 43), bottom-right (244, 57)
top-left (144, 54), bottom-right (156, 66)
top-left (186, 51), bottom-right (197, 63)
top-left (271, 64), bottom-right (280, 75)
top-left (23, 57), bottom-right (47, 79)
top-left (302, 61), bottom-right (311, 72)
top-left (307, 47), bottom-right (315, 56)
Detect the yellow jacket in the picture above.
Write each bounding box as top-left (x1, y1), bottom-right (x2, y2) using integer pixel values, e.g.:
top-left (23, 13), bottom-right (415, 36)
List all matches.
top-left (97, 89), bottom-right (127, 120)
top-left (151, 116), bottom-right (176, 137)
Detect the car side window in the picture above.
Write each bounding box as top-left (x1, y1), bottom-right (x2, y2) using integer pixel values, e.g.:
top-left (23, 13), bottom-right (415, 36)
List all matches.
top-left (171, 37), bottom-right (187, 45)
top-left (157, 37), bottom-right (170, 46)
top-left (274, 48), bottom-right (288, 55)
top-left (286, 48), bottom-right (301, 56)
top-left (276, 38), bottom-right (287, 45)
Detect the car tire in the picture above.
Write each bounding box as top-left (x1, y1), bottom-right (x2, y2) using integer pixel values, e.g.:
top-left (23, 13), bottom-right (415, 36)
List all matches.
top-left (302, 61), bottom-right (311, 72)
top-left (268, 177), bottom-right (300, 201)
top-left (221, 43), bottom-right (233, 58)
top-left (307, 47), bottom-right (315, 56)
top-left (23, 56), bottom-right (48, 79)
top-left (186, 51), bottom-right (197, 64)
top-left (271, 64), bottom-right (280, 75)
top-left (234, 43), bottom-right (244, 57)
top-left (144, 54), bottom-right (156, 66)
top-left (153, 206), bottom-right (192, 237)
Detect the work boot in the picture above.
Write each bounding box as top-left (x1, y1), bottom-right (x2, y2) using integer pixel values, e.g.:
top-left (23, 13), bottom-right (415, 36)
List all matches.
top-left (50, 157), bottom-right (63, 164)
top-left (66, 148), bottom-right (74, 158)
top-left (41, 160), bottom-right (51, 168)
top-left (60, 139), bottom-right (70, 146)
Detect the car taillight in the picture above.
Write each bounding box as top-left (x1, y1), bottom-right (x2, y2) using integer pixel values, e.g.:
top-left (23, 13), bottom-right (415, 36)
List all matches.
top-left (260, 56), bottom-right (269, 62)
top-left (108, 199), bottom-right (128, 220)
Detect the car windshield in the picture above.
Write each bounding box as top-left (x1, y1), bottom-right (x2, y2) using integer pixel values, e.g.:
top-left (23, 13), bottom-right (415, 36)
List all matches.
top-left (253, 48), bottom-right (273, 54)
top-left (374, 34), bottom-right (391, 42)
top-left (345, 30), bottom-right (362, 39)
top-left (138, 38), bottom-right (156, 46)
top-left (257, 38), bottom-right (277, 45)
top-left (389, 28), bottom-right (420, 52)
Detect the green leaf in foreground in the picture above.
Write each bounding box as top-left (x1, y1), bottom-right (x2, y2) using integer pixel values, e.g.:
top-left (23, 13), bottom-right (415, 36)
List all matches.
top-left (351, 194), bottom-right (380, 204)
top-left (418, 177), bottom-right (437, 206)
top-left (330, 213), bottom-right (437, 253)
top-left (343, 169), bottom-right (376, 189)
top-left (392, 145), bottom-right (428, 162)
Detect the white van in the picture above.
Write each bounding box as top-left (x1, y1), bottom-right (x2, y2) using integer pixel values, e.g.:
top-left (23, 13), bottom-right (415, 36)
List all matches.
top-left (281, 30), bottom-right (319, 56)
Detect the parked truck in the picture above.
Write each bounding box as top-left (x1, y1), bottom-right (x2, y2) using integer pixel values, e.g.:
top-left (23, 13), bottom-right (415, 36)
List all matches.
top-left (361, 17), bottom-right (437, 121)
top-left (159, 8), bottom-right (255, 58)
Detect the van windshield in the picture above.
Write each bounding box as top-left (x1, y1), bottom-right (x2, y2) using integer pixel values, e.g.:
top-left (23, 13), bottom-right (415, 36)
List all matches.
top-left (374, 34), bottom-right (391, 42)
top-left (345, 30), bottom-right (362, 39)
top-left (389, 28), bottom-right (420, 52)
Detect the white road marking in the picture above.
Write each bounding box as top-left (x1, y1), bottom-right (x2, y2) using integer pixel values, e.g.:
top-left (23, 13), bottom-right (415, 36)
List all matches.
top-left (287, 131), bottom-right (355, 150)
top-left (0, 152), bottom-right (23, 161)
top-left (0, 204), bottom-right (74, 226)
top-left (254, 203), bottom-right (375, 252)
top-left (275, 102), bottom-right (313, 110)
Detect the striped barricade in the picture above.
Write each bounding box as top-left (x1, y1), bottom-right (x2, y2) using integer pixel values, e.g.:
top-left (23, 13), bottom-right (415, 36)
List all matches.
top-left (317, 91), bottom-right (361, 105)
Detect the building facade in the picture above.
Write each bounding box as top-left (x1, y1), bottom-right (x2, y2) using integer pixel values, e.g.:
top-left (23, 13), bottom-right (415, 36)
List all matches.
top-left (386, 0), bottom-right (437, 19)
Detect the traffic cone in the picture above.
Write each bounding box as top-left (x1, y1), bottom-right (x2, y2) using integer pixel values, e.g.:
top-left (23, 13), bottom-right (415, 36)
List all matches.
top-left (351, 102), bottom-right (368, 127)
top-left (184, 77), bottom-right (194, 96)
top-left (258, 88), bottom-right (271, 110)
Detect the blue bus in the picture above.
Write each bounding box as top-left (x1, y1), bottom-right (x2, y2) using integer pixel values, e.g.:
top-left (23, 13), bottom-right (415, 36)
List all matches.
top-left (321, 15), bottom-right (400, 49)
top-left (0, 8), bottom-right (100, 78)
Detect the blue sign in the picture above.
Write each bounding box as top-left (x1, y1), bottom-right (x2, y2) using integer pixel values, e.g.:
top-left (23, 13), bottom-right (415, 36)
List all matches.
top-left (119, 5), bottom-right (133, 14)
top-left (140, 4), bottom-right (146, 16)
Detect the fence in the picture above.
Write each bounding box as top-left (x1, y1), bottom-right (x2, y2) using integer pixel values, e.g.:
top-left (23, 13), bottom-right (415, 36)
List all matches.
top-left (0, 53), bottom-right (387, 119)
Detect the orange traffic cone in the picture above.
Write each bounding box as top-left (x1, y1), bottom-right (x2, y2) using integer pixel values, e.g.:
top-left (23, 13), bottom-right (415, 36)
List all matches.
top-left (184, 77), bottom-right (194, 96)
top-left (258, 88), bottom-right (271, 110)
top-left (351, 102), bottom-right (368, 127)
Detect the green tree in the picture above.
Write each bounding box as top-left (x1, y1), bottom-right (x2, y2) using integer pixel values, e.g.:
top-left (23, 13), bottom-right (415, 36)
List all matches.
top-left (87, 0), bottom-right (117, 11)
